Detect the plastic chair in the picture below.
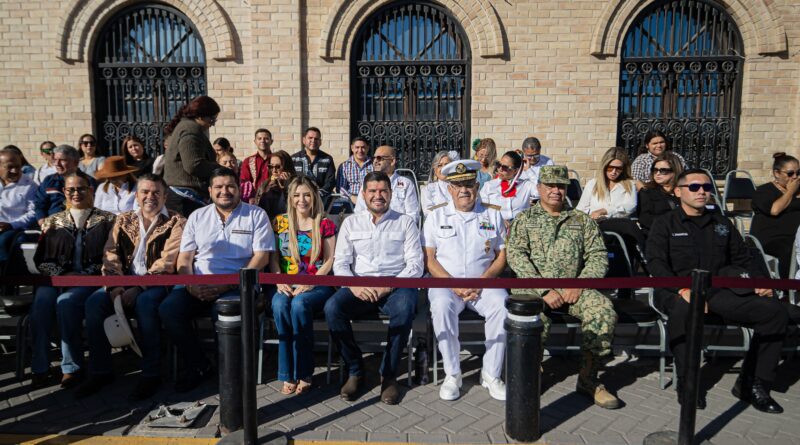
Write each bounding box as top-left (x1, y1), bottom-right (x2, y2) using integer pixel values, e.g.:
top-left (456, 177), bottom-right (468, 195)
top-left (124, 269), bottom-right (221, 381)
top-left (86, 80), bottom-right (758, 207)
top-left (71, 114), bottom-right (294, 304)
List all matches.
top-left (722, 170), bottom-right (756, 234)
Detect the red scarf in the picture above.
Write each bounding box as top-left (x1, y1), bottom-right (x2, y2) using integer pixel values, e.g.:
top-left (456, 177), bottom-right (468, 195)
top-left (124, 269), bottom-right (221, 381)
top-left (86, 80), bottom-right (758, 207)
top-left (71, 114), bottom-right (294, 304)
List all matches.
top-left (500, 180), bottom-right (517, 197)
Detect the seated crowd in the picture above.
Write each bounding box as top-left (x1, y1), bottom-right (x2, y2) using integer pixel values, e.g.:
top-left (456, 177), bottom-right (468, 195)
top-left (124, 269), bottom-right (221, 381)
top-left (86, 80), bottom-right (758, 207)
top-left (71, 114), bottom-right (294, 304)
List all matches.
top-left (1, 96), bottom-right (798, 414)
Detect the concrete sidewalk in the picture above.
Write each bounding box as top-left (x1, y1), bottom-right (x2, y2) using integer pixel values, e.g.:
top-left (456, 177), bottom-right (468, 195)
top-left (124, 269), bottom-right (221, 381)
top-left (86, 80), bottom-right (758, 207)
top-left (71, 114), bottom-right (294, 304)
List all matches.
top-left (1, 349), bottom-right (799, 445)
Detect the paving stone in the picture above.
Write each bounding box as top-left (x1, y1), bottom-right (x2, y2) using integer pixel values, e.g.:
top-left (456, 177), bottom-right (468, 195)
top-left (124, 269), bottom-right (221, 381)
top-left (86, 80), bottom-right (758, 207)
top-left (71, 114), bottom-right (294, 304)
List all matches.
top-left (326, 430), bottom-right (368, 441)
top-left (291, 429), bottom-right (329, 441)
top-left (408, 432), bottom-right (449, 444)
top-left (447, 432), bottom-right (490, 443)
top-left (367, 432), bottom-right (409, 442)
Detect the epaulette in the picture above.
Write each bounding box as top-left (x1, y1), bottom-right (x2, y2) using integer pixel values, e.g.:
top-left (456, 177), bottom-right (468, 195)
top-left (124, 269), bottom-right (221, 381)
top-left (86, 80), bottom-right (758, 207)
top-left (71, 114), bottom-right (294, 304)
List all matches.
top-left (483, 202), bottom-right (501, 210)
top-left (428, 203), bottom-right (447, 211)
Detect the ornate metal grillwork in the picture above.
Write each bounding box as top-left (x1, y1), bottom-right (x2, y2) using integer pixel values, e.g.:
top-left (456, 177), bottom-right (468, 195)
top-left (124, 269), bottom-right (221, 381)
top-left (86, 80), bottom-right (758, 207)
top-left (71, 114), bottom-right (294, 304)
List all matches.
top-left (93, 5), bottom-right (206, 157)
top-left (617, 0), bottom-right (743, 175)
top-left (351, 2), bottom-right (470, 177)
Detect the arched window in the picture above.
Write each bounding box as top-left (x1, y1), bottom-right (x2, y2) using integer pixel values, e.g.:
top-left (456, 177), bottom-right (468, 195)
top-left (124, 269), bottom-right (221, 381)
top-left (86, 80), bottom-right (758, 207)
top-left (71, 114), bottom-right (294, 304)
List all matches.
top-left (617, 0), bottom-right (743, 175)
top-left (93, 5), bottom-right (207, 157)
top-left (351, 2), bottom-right (470, 176)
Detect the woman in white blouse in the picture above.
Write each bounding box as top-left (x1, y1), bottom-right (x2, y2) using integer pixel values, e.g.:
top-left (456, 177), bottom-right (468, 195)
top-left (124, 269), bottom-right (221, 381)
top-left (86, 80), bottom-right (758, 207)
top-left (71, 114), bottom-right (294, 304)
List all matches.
top-left (479, 151), bottom-right (536, 222)
top-left (421, 150), bottom-right (458, 215)
top-left (577, 147), bottom-right (637, 219)
top-left (93, 156), bottom-right (138, 214)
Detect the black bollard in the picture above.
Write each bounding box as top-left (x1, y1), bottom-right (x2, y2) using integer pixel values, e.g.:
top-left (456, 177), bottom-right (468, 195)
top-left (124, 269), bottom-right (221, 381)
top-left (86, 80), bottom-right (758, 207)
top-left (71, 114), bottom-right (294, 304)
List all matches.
top-left (678, 269), bottom-right (710, 445)
top-left (216, 297), bottom-right (243, 434)
top-left (644, 269), bottom-right (712, 445)
top-left (505, 295), bottom-right (545, 443)
top-left (240, 268), bottom-right (259, 445)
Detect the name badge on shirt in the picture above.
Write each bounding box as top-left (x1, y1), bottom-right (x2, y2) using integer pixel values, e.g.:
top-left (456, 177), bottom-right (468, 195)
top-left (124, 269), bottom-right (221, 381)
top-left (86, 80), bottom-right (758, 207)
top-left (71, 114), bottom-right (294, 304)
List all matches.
top-left (671, 232), bottom-right (689, 237)
top-left (440, 225), bottom-right (453, 229)
top-left (566, 223), bottom-right (581, 231)
top-left (231, 229), bottom-right (253, 235)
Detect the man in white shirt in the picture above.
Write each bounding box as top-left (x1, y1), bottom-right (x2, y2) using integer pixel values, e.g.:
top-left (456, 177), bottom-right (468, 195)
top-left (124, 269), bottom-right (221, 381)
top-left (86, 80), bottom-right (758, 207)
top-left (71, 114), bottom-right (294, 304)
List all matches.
top-left (159, 167), bottom-right (274, 392)
top-left (518, 137), bottom-right (554, 184)
top-left (355, 145), bottom-right (420, 224)
top-left (0, 149), bottom-right (37, 272)
top-left (78, 174), bottom-right (186, 401)
top-left (326, 171), bottom-right (423, 405)
top-left (423, 160), bottom-right (508, 401)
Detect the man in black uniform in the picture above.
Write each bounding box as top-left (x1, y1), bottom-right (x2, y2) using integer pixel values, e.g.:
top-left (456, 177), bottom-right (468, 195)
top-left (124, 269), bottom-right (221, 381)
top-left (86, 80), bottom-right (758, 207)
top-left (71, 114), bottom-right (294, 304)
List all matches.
top-left (647, 168), bottom-right (788, 414)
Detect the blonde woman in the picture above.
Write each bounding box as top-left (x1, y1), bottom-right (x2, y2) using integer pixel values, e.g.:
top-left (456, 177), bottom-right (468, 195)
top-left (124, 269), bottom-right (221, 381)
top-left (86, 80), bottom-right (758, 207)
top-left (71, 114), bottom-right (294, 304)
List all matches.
top-left (577, 147), bottom-right (637, 219)
top-left (269, 176), bottom-right (336, 395)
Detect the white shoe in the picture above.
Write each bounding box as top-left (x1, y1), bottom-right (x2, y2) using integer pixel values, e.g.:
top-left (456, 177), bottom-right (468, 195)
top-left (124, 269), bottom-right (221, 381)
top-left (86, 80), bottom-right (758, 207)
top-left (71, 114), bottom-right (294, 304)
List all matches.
top-left (439, 374), bottom-right (462, 401)
top-left (480, 371), bottom-right (506, 401)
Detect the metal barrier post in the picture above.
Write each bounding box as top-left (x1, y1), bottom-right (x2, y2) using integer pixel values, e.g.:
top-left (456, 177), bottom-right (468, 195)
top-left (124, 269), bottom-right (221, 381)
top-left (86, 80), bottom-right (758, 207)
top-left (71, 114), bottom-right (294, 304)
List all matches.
top-left (505, 295), bottom-right (544, 443)
top-left (644, 269), bottom-right (711, 445)
top-left (216, 297), bottom-right (242, 435)
top-left (240, 268), bottom-right (259, 445)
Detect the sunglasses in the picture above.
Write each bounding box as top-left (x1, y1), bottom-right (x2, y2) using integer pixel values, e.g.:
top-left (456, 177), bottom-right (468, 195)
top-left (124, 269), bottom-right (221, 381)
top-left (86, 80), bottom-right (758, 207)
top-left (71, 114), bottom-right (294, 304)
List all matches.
top-left (652, 167), bottom-right (674, 175)
top-left (269, 164), bottom-right (283, 169)
top-left (606, 165), bottom-right (624, 173)
top-left (678, 183), bottom-right (713, 192)
top-left (41, 149), bottom-right (53, 155)
top-left (64, 187), bottom-right (89, 195)
top-left (373, 156), bottom-right (394, 163)
top-left (780, 170), bottom-right (797, 178)
top-left (80, 140), bottom-right (96, 146)
top-left (497, 164), bottom-right (516, 172)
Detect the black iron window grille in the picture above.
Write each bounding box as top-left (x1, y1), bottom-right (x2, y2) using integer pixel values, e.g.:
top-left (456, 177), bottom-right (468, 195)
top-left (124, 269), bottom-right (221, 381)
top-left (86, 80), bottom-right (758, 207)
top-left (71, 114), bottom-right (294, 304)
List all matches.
top-left (617, 0), bottom-right (744, 175)
top-left (93, 5), bottom-right (207, 157)
top-left (351, 2), bottom-right (470, 177)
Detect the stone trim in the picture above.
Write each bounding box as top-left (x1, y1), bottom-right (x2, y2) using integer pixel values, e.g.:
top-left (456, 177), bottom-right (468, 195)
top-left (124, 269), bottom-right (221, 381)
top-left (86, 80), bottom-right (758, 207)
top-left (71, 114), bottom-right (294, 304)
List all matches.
top-left (56, 0), bottom-right (236, 62)
top-left (590, 0), bottom-right (787, 57)
top-left (320, 0), bottom-right (506, 60)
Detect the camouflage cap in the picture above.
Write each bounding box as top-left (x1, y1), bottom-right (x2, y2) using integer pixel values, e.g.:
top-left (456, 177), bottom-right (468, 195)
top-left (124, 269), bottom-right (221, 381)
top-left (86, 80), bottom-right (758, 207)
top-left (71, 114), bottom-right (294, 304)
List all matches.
top-left (538, 165), bottom-right (570, 185)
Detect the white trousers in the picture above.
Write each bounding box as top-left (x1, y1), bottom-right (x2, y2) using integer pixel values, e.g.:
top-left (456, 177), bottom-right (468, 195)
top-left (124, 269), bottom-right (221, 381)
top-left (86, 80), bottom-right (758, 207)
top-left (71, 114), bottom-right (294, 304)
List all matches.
top-left (428, 287), bottom-right (508, 379)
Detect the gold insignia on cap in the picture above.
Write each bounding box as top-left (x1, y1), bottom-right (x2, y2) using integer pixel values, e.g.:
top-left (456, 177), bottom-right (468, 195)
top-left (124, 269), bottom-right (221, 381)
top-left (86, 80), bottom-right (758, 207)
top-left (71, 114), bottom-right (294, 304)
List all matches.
top-left (456, 163), bottom-right (466, 174)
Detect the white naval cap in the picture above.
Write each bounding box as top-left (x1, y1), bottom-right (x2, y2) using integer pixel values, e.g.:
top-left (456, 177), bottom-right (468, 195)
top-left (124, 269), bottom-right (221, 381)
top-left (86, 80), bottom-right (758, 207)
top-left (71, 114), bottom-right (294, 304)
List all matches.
top-left (441, 159), bottom-right (481, 183)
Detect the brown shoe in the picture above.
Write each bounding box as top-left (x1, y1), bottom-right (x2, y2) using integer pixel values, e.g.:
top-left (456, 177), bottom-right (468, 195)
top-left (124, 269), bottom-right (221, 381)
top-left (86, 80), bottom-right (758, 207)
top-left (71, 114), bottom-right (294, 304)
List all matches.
top-left (60, 371), bottom-right (84, 389)
top-left (577, 351), bottom-right (619, 410)
top-left (380, 377), bottom-right (400, 405)
top-left (340, 375), bottom-right (362, 401)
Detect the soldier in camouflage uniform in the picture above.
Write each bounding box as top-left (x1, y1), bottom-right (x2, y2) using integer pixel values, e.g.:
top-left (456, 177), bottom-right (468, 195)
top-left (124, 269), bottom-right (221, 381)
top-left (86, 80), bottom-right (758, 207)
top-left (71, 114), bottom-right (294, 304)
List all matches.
top-left (506, 165), bottom-right (620, 409)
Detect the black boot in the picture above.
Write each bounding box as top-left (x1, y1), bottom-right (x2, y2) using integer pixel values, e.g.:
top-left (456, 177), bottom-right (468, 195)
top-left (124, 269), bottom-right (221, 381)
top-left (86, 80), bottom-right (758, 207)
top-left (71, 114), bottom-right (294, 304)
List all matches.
top-left (676, 379), bottom-right (706, 410)
top-left (732, 376), bottom-right (783, 414)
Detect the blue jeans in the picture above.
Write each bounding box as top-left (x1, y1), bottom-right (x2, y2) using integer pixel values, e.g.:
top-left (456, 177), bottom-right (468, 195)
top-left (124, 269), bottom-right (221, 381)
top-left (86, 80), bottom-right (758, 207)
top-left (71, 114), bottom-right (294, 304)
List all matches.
top-left (324, 287), bottom-right (417, 378)
top-left (30, 286), bottom-right (98, 374)
top-left (85, 286), bottom-right (169, 377)
top-left (271, 286), bottom-right (334, 382)
top-left (158, 286), bottom-right (239, 372)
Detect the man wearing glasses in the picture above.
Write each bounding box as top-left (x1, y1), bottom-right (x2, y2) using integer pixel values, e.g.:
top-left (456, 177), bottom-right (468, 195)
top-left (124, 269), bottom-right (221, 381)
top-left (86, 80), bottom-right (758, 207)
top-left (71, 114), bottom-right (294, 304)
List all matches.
top-left (647, 168), bottom-right (789, 413)
top-left (34, 145), bottom-right (97, 227)
top-left (33, 141), bottom-right (57, 185)
top-left (518, 137), bottom-right (554, 184)
top-left (354, 145), bottom-right (419, 224)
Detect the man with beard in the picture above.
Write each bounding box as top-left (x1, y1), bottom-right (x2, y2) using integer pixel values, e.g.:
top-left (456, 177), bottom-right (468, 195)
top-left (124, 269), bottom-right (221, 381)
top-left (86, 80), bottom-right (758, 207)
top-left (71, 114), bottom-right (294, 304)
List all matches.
top-left (78, 174), bottom-right (186, 401)
top-left (326, 171), bottom-right (423, 405)
top-left (506, 165), bottom-right (620, 410)
top-left (355, 145), bottom-right (420, 224)
top-left (647, 168), bottom-right (788, 413)
top-left (291, 127), bottom-right (336, 202)
top-left (422, 160), bottom-right (508, 401)
top-left (159, 167), bottom-right (274, 392)
top-left (240, 128), bottom-right (273, 203)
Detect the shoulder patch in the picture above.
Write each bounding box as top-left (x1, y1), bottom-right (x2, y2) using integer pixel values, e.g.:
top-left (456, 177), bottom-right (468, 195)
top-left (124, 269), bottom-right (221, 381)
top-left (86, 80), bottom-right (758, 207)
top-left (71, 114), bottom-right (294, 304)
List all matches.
top-left (428, 203), bottom-right (447, 211)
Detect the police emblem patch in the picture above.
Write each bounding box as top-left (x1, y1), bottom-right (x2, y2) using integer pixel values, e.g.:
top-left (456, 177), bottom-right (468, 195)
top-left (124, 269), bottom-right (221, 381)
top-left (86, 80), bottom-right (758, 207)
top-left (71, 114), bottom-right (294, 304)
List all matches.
top-left (714, 224), bottom-right (729, 237)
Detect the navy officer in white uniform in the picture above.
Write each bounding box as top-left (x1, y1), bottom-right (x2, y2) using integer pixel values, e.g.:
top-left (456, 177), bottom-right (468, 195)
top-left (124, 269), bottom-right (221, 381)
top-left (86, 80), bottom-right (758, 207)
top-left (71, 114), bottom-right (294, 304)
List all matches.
top-left (423, 160), bottom-right (508, 401)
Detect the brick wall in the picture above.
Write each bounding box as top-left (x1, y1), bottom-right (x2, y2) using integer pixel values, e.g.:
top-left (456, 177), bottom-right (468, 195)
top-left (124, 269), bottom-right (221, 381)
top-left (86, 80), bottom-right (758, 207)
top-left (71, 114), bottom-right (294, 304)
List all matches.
top-left (0, 0), bottom-right (797, 185)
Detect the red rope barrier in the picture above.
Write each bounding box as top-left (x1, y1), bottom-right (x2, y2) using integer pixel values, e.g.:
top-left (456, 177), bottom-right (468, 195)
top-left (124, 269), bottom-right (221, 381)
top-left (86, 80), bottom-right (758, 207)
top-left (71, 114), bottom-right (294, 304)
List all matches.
top-left (5, 273), bottom-right (800, 290)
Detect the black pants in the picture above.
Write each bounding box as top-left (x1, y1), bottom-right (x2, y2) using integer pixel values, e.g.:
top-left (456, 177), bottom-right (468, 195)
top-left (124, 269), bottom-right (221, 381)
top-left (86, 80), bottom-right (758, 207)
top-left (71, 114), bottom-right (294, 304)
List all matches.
top-left (762, 237), bottom-right (793, 278)
top-left (661, 289), bottom-right (788, 382)
top-left (165, 188), bottom-right (205, 218)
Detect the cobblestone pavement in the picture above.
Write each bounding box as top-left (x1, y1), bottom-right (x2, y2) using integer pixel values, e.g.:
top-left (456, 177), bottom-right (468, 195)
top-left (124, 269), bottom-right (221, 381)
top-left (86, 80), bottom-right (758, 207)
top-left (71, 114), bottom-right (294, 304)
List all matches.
top-left (1, 349), bottom-right (799, 444)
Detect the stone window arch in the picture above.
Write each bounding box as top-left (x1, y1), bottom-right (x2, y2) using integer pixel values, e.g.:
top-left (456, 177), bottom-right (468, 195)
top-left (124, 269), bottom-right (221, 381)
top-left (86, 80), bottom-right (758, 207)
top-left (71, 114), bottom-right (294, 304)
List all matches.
top-left (616, 0), bottom-right (744, 175)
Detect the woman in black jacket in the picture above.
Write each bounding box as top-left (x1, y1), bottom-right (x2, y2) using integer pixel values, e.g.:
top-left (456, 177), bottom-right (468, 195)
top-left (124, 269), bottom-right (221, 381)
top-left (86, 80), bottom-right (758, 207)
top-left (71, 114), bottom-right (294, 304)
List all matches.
top-left (637, 152), bottom-right (683, 236)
